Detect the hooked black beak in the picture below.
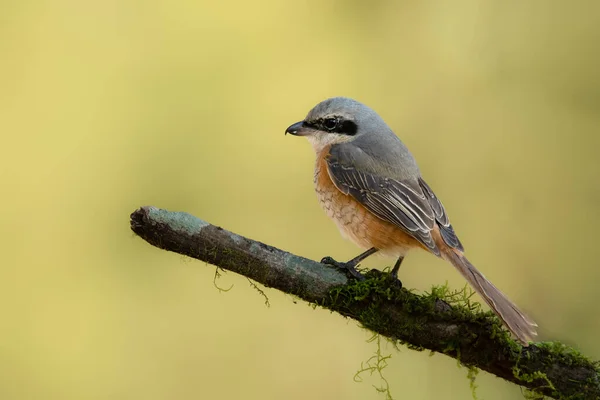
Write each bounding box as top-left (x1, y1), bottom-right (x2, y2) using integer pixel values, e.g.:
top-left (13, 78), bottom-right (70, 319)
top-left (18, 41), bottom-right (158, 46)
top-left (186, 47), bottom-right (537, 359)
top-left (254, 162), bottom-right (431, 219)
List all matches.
top-left (285, 121), bottom-right (311, 136)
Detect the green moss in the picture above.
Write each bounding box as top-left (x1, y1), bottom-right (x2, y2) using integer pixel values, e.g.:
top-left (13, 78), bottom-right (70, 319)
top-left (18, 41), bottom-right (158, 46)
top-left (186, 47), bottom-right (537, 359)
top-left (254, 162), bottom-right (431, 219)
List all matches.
top-left (511, 341), bottom-right (600, 399)
top-left (208, 248), bottom-right (273, 306)
top-left (246, 277), bottom-right (270, 307)
top-left (213, 266), bottom-right (234, 293)
top-left (325, 271), bottom-right (412, 334)
top-left (354, 334), bottom-right (393, 400)
top-left (324, 272), bottom-right (593, 399)
top-left (208, 251), bottom-right (598, 400)
top-left (324, 271), bottom-right (516, 353)
top-left (512, 364), bottom-right (555, 392)
top-left (467, 366), bottom-right (480, 400)
top-left (324, 272), bottom-right (505, 397)
top-left (535, 342), bottom-right (598, 371)
top-left (522, 389), bottom-right (547, 400)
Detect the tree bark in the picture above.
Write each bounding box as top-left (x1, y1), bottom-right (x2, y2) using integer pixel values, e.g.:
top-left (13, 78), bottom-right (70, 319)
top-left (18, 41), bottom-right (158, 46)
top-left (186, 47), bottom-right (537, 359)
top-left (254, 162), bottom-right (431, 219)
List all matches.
top-left (130, 206), bottom-right (599, 400)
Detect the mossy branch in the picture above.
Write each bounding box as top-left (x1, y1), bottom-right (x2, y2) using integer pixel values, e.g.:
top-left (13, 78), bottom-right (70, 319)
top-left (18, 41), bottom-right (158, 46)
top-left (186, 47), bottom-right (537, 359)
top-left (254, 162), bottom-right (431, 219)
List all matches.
top-left (130, 206), bottom-right (599, 400)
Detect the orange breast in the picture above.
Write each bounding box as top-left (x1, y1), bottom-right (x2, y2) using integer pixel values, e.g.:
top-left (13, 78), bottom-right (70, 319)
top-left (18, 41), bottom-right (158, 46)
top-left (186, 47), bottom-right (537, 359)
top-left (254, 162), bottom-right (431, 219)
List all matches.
top-left (314, 148), bottom-right (422, 257)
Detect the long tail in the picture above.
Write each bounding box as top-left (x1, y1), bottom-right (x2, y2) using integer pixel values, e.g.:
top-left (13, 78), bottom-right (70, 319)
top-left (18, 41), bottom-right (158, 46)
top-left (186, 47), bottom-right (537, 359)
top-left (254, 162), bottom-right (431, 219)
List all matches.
top-left (443, 250), bottom-right (538, 346)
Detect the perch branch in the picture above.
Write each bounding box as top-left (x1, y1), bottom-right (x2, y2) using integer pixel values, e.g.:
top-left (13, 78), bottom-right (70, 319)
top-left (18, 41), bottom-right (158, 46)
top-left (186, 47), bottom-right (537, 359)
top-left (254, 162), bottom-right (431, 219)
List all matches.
top-left (130, 206), bottom-right (599, 399)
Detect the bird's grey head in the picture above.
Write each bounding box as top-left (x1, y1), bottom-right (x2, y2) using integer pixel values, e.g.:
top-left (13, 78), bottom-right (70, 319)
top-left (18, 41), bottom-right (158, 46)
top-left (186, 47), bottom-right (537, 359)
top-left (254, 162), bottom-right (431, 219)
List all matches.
top-left (285, 97), bottom-right (392, 153)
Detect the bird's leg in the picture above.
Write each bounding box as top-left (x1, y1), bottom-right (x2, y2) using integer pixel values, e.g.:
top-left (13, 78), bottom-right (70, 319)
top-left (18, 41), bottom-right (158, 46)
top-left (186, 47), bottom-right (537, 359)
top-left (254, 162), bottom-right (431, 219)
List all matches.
top-left (389, 256), bottom-right (404, 288)
top-left (390, 256), bottom-right (404, 279)
top-left (321, 247), bottom-right (378, 281)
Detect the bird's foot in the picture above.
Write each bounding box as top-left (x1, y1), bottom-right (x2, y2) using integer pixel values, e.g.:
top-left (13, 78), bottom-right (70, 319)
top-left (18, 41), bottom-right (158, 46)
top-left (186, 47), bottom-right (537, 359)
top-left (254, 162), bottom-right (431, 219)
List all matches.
top-left (389, 275), bottom-right (403, 289)
top-left (387, 256), bottom-right (404, 289)
top-left (388, 270), bottom-right (403, 289)
top-left (321, 256), bottom-right (366, 281)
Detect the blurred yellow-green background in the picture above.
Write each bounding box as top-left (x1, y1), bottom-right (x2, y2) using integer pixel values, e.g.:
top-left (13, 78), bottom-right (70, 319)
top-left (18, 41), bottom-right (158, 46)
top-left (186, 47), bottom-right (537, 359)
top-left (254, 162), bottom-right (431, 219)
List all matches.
top-left (2, 1), bottom-right (600, 399)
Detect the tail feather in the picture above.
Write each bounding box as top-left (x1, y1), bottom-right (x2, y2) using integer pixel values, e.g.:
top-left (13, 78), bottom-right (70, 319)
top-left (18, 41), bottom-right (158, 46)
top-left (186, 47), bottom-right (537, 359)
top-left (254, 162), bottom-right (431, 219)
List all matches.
top-left (444, 251), bottom-right (537, 346)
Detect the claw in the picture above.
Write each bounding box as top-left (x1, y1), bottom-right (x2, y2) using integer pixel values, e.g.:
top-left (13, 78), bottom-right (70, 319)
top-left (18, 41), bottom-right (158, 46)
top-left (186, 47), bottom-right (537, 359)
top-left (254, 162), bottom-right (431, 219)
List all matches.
top-left (388, 269), bottom-right (402, 288)
top-left (390, 276), bottom-right (403, 289)
top-left (320, 256), bottom-right (336, 264)
top-left (321, 256), bottom-right (365, 281)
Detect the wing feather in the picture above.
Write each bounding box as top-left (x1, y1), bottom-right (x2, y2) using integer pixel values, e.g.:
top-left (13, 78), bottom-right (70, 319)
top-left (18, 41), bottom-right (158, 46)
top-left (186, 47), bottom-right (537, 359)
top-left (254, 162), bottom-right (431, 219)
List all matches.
top-left (418, 178), bottom-right (464, 251)
top-left (326, 158), bottom-right (440, 255)
top-left (326, 148), bottom-right (464, 254)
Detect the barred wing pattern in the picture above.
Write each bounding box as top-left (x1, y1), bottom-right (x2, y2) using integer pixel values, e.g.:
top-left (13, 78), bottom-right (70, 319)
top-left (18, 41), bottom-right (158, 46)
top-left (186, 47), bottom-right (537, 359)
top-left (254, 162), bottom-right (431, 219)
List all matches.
top-left (418, 178), bottom-right (464, 251)
top-left (326, 153), bottom-right (463, 255)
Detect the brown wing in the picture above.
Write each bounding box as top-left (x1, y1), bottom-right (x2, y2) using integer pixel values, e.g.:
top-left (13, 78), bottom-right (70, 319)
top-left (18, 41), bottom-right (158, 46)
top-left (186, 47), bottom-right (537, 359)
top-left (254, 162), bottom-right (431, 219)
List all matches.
top-left (326, 152), bottom-right (464, 255)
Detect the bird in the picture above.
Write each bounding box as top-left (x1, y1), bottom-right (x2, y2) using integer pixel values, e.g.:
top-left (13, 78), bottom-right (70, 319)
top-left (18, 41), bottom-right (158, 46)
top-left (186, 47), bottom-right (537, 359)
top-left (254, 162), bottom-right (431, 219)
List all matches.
top-left (285, 97), bottom-right (537, 346)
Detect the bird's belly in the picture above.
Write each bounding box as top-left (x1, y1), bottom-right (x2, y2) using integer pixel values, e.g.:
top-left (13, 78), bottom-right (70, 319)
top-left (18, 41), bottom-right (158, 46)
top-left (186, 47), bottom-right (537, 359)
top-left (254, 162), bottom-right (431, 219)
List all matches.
top-left (314, 158), bottom-right (419, 256)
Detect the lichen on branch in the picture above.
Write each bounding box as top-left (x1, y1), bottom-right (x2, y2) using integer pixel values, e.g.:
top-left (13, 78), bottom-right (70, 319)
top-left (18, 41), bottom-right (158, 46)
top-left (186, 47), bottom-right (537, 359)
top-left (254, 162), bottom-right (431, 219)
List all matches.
top-left (130, 206), bottom-right (600, 400)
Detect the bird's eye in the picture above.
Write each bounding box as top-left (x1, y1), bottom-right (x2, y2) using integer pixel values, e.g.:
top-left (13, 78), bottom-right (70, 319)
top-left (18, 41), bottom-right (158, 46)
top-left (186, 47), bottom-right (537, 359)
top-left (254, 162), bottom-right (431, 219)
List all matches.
top-left (323, 118), bottom-right (338, 131)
